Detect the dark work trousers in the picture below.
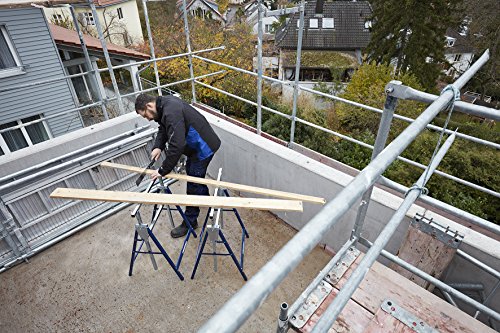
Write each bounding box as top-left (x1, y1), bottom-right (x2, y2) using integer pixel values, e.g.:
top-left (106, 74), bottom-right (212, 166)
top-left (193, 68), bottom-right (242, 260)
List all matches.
top-left (184, 155), bottom-right (214, 224)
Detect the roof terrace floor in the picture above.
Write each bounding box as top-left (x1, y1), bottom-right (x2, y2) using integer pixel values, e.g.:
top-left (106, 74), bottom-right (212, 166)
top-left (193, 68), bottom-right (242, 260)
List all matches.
top-left (0, 181), bottom-right (331, 332)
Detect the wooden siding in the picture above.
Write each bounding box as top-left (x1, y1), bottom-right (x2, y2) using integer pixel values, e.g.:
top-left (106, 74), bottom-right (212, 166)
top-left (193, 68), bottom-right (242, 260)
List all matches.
top-left (0, 7), bottom-right (83, 138)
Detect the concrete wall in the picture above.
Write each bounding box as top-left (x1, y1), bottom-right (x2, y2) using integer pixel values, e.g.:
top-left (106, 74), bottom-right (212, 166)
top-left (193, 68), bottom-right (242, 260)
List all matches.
top-left (199, 108), bottom-right (500, 317)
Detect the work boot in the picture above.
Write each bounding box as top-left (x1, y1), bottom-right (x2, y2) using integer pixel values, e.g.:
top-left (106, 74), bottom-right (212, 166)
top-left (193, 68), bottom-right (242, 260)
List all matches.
top-left (170, 220), bottom-right (198, 238)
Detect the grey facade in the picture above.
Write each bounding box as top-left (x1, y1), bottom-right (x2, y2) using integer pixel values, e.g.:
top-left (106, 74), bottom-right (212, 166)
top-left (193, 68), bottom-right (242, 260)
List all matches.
top-left (0, 7), bottom-right (83, 155)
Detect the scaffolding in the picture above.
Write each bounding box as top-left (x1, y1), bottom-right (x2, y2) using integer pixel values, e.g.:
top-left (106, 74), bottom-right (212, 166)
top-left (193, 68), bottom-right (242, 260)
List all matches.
top-left (0, 0), bottom-right (499, 331)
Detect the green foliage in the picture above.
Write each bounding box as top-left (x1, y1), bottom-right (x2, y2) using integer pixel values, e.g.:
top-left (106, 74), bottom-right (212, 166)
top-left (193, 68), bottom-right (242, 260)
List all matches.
top-left (367, 0), bottom-right (462, 91)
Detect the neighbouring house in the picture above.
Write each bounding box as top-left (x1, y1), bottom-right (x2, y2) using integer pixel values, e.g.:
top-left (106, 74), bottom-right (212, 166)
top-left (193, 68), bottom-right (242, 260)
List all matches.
top-left (176, 0), bottom-right (226, 25)
top-left (444, 28), bottom-right (474, 78)
top-left (0, 2), bottom-right (148, 157)
top-left (43, 0), bottom-right (144, 47)
top-left (244, 1), bottom-right (279, 36)
top-left (275, 0), bottom-right (372, 63)
top-left (273, 0), bottom-right (371, 100)
top-left (49, 23), bottom-right (149, 110)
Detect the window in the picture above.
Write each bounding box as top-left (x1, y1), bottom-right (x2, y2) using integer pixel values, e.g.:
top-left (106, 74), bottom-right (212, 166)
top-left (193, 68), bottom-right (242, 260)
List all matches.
top-left (454, 54), bottom-right (462, 62)
top-left (0, 115), bottom-right (51, 154)
top-left (446, 37), bottom-right (455, 47)
top-left (0, 25), bottom-right (22, 75)
top-left (364, 20), bottom-right (372, 30)
top-left (322, 18), bottom-right (334, 29)
top-left (117, 7), bottom-right (124, 20)
top-left (309, 18), bottom-right (318, 29)
top-left (83, 12), bottom-right (95, 26)
top-left (52, 13), bottom-right (64, 24)
top-left (265, 24), bottom-right (273, 33)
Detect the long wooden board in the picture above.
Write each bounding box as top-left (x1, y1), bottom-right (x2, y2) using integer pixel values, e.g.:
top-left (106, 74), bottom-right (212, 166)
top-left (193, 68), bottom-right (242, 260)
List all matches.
top-left (100, 161), bottom-right (326, 205)
top-left (50, 188), bottom-right (303, 212)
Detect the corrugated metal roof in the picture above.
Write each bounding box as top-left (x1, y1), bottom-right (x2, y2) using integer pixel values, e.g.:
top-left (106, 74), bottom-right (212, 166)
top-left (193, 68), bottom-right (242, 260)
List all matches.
top-left (275, 1), bottom-right (372, 51)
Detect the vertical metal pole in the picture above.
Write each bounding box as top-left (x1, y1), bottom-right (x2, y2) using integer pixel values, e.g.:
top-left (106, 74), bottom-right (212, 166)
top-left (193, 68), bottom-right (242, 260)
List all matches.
top-left (276, 302), bottom-right (289, 333)
top-left (141, 0), bottom-right (162, 96)
top-left (256, 0), bottom-right (264, 134)
top-left (68, 5), bottom-right (109, 120)
top-left (180, 0), bottom-right (197, 103)
top-left (350, 82), bottom-right (400, 242)
top-left (89, 0), bottom-right (125, 114)
top-left (289, 0), bottom-right (305, 145)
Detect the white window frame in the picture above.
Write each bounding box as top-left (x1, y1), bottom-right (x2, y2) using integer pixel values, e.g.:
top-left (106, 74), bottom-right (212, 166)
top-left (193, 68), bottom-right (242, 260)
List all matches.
top-left (446, 37), bottom-right (455, 47)
top-left (117, 7), bottom-right (124, 20)
top-left (454, 54), bottom-right (462, 62)
top-left (83, 12), bottom-right (95, 26)
top-left (0, 25), bottom-right (24, 79)
top-left (52, 13), bottom-right (64, 24)
top-left (0, 115), bottom-right (52, 155)
top-left (364, 20), bottom-right (372, 30)
top-left (322, 18), bottom-right (334, 29)
top-left (309, 18), bottom-right (318, 29)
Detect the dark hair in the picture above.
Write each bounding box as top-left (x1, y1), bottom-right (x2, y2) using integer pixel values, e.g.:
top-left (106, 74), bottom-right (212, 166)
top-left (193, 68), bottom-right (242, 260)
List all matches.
top-left (135, 93), bottom-right (156, 112)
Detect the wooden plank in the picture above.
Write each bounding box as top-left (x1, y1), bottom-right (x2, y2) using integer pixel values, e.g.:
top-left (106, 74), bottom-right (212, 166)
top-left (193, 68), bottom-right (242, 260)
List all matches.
top-left (299, 287), bottom-right (374, 333)
top-left (390, 227), bottom-right (431, 280)
top-left (334, 253), bottom-right (495, 333)
top-left (363, 307), bottom-right (414, 333)
top-left (100, 161), bottom-right (326, 205)
top-left (50, 188), bottom-right (304, 212)
top-left (391, 225), bottom-right (457, 291)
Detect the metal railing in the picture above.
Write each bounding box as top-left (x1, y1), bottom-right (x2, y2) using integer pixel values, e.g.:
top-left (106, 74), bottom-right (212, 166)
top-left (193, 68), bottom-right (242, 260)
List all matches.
top-left (1, 0), bottom-right (499, 331)
top-left (198, 50), bottom-right (500, 333)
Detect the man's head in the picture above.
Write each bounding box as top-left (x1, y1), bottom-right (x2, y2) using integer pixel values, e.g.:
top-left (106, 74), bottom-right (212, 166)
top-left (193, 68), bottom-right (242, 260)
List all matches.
top-left (135, 93), bottom-right (157, 121)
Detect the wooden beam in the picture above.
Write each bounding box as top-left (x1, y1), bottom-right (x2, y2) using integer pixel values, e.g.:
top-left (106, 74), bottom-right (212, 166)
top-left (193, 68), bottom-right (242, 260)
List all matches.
top-left (50, 188), bottom-right (303, 212)
top-left (100, 161), bottom-right (326, 205)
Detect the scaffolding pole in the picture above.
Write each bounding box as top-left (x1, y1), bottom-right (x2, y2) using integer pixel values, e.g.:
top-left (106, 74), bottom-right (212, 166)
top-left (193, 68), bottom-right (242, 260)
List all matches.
top-left (289, 0), bottom-right (305, 145)
top-left (89, 0), bottom-right (125, 114)
top-left (193, 54), bottom-right (499, 150)
top-left (311, 132), bottom-right (457, 332)
top-left (68, 5), bottom-right (109, 120)
top-left (141, 0), bottom-right (162, 95)
top-left (180, 0), bottom-right (197, 102)
top-left (197, 50), bottom-right (490, 333)
top-left (256, 0), bottom-right (264, 134)
top-left (351, 83), bottom-right (399, 242)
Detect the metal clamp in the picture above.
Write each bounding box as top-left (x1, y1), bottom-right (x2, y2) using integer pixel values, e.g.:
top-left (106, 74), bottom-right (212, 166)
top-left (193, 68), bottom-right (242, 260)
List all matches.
top-left (324, 246), bottom-right (360, 285)
top-left (381, 299), bottom-right (439, 333)
top-left (412, 213), bottom-right (464, 249)
top-left (289, 280), bottom-right (333, 328)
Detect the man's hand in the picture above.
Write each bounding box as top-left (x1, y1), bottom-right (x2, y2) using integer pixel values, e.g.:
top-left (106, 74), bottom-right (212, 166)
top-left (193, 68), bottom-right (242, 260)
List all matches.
top-left (150, 169), bottom-right (162, 180)
top-left (151, 148), bottom-right (162, 161)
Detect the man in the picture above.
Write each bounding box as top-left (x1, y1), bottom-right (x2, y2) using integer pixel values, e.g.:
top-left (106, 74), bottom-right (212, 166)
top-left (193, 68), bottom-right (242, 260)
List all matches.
top-left (135, 93), bottom-right (221, 238)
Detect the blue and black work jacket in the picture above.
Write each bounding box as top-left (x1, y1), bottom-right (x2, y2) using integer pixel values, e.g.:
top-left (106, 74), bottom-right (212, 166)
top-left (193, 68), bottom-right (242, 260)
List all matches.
top-left (153, 96), bottom-right (221, 176)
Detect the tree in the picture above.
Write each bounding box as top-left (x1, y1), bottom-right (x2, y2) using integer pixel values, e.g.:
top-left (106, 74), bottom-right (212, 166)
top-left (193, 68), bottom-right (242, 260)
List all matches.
top-left (367, 0), bottom-right (462, 91)
top-left (458, 0), bottom-right (500, 100)
top-left (137, 16), bottom-right (257, 119)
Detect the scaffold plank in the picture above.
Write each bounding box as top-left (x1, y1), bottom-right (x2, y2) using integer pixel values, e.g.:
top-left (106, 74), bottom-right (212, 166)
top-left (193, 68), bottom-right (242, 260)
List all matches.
top-left (50, 188), bottom-right (304, 212)
top-left (100, 161), bottom-right (326, 204)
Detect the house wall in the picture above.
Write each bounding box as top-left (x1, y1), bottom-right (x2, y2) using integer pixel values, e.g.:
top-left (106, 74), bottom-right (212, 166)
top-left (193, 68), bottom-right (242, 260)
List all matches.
top-left (44, 0), bottom-right (144, 47)
top-left (0, 7), bottom-right (82, 141)
top-left (186, 0), bottom-right (225, 24)
top-left (445, 52), bottom-right (474, 77)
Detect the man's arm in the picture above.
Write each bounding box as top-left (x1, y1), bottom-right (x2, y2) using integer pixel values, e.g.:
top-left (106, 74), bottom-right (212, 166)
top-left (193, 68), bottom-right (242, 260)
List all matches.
top-left (152, 123), bottom-right (168, 151)
top-left (158, 105), bottom-right (186, 176)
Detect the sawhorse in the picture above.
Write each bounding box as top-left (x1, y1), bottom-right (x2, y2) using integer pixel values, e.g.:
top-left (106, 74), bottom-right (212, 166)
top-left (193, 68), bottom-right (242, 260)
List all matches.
top-left (191, 169), bottom-right (249, 281)
top-left (129, 178), bottom-right (197, 280)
